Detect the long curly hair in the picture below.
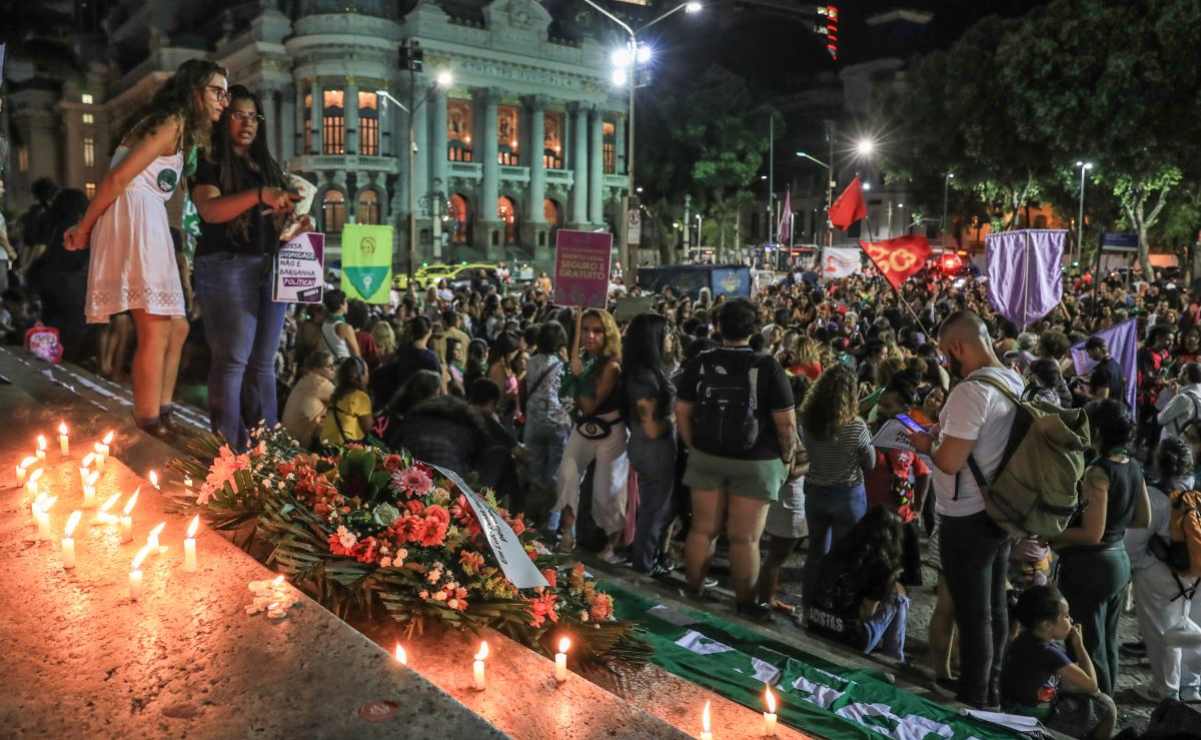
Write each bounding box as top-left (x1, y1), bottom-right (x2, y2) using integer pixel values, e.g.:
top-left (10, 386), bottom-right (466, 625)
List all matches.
top-left (800, 363), bottom-right (859, 441)
top-left (206, 85), bottom-right (288, 242)
top-left (123, 59), bottom-right (227, 158)
top-left (582, 308), bottom-right (622, 362)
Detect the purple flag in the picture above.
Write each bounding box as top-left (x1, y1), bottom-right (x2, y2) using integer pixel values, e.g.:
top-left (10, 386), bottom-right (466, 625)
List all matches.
top-left (777, 189), bottom-right (793, 246)
top-left (1071, 318), bottom-right (1139, 411)
top-left (986, 229), bottom-right (1065, 330)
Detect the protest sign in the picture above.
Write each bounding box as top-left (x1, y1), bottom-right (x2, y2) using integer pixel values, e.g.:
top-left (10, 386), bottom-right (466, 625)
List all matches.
top-left (341, 224), bottom-right (393, 304)
top-left (554, 230), bottom-right (613, 308)
top-left (273, 232), bottom-right (325, 303)
top-left (430, 464), bottom-right (548, 589)
top-left (821, 247), bottom-right (860, 279)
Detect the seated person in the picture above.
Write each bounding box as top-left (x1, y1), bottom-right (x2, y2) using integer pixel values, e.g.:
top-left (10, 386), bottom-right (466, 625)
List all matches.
top-left (806, 506), bottom-right (909, 662)
top-left (390, 371), bottom-right (486, 479)
top-left (282, 350), bottom-right (335, 449)
top-left (319, 357), bottom-right (373, 446)
top-left (1001, 585), bottom-right (1117, 740)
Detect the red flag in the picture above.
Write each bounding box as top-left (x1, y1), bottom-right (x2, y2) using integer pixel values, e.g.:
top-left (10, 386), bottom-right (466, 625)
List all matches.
top-left (829, 176), bottom-right (867, 230)
top-left (859, 234), bottom-right (932, 290)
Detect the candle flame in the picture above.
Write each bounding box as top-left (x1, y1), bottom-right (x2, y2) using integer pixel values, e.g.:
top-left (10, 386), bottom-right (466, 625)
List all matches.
top-left (558, 637), bottom-right (570, 653)
top-left (102, 431), bottom-right (114, 445)
top-left (475, 641), bottom-right (489, 661)
top-left (65, 511), bottom-right (82, 537)
top-left (98, 493), bottom-right (121, 514)
top-left (19, 455), bottom-right (37, 469)
top-left (58, 422), bottom-right (68, 435)
top-left (147, 521), bottom-right (166, 542)
top-left (703, 700), bottom-right (711, 732)
top-left (81, 452), bottom-right (95, 468)
top-left (149, 470), bottom-right (159, 488)
top-left (123, 487), bottom-right (140, 515)
top-left (187, 514), bottom-right (200, 538)
top-left (37, 434), bottom-right (47, 450)
top-left (765, 686), bottom-right (776, 713)
top-left (394, 643), bottom-right (407, 664)
top-left (131, 544), bottom-right (152, 571)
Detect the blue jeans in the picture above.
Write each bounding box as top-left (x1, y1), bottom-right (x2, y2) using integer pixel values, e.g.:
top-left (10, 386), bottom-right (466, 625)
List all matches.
top-left (194, 253), bottom-right (287, 451)
top-left (862, 593), bottom-right (910, 660)
top-left (803, 481), bottom-right (867, 605)
top-left (629, 431), bottom-right (677, 572)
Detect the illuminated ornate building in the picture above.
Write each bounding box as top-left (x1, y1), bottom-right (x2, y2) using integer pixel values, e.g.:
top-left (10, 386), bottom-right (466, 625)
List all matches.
top-left (4, 0), bottom-right (632, 267)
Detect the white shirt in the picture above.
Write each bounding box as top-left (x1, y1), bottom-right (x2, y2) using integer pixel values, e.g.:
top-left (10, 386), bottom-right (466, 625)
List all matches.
top-left (1125, 484), bottom-right (1178, 572)
top-left (933, 366), bottom-right (1025, 517)
top-left (1158, 384), bottom-right (1201, 440)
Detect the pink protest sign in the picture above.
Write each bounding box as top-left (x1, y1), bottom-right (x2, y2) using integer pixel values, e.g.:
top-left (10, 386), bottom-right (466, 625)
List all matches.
top-left (554, 230), bottom-right (613, 308)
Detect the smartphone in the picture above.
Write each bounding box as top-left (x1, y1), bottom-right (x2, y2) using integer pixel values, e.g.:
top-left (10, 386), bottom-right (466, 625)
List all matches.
top-left (895, 413), bottom-right (928, 434)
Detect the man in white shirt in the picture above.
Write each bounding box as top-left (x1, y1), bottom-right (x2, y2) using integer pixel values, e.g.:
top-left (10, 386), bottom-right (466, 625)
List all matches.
top-left (910, 310), bottom-right (1023, 709)
top-left (1158, 363), bottom-right (1201, 441)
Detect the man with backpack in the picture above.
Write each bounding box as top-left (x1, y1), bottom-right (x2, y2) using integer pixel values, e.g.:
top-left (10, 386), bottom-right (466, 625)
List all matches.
top-left (909, 310), bottom-right (1025, 709)
top-left (676, 298), bottom-right (797, 619)
top-left (1158, 363), bottom-right (1201, 442)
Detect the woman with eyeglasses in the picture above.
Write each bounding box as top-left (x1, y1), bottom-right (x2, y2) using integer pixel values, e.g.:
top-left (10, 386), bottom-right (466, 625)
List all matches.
top-left (190, 84), bottom-right (304, 449)
top-left (66, 59), bottom-right (228, 436)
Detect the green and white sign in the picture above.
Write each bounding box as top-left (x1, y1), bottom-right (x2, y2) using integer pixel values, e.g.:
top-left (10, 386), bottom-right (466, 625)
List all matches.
top-left (341, 224), bottom-right (393, 304)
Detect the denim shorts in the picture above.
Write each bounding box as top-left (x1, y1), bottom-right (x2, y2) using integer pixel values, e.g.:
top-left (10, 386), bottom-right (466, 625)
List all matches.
top-left (683, 448), bottom-right (787, 502)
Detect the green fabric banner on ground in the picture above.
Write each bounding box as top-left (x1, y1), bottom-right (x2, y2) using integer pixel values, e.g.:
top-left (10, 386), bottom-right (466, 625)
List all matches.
top-left (341, 224), bottom-right (394, 304)
top-left (604, 580), bottom-right (1020, 740)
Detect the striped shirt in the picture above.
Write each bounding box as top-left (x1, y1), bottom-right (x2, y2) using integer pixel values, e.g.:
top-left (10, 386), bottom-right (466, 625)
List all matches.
top-left (800, 418), bottom-right (876, 487)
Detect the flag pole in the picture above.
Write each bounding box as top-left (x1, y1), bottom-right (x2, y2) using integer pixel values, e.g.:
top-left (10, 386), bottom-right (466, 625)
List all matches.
top-left (860, 212), bottom-right (933, 337)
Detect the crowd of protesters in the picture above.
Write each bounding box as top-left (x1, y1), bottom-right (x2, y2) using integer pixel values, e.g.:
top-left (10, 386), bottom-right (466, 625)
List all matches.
top-left (8, 58), bottom-right (1201, 740)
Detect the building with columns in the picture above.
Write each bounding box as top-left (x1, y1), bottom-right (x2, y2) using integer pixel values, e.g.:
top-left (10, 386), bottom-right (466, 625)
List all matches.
top-left (3, 0), bottom-right (633, 269)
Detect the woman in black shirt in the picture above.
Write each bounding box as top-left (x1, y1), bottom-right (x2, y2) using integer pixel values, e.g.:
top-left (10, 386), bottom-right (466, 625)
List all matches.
top-left (191, 85), bottom-right (302, 450)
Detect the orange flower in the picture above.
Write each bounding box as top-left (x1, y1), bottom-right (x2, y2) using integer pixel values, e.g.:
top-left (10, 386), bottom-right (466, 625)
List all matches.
top-left (588, 592), bottom-right (613, 621)
top-left (541, 568), bottom-right (557, 588)
top-left (459, 550), bottom-right (486, 575)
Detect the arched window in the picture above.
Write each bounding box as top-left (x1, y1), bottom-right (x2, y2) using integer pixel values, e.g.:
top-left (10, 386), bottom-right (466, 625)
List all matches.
top-left (449, 193), bottom-right (471, 244)
top-left (543, 198), bottom-right (561, 225)
top-left (323, 89), bottom-right (345, 155)
top-left (602, 121), bottom-right (616, 174)
top-left (357, 189), bottom-right (380, 225)
top-left (358, 91), bottom-right (379, 156)
top-left (322, 190), bottom-right (347, 233)
top-left (498, 196), bottom-right (519, 245)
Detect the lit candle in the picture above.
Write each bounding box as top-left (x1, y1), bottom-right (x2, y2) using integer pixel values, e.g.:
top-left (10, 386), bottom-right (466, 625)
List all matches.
top-left (58, 422), bottom-right (69, 456)
top-left (95, 431), bottom-right (113, 468)
top-left (25, 467), bottom-right (43, 497)
top-left (183, 515), bottom-right (199, 572)
top-left (700, 700), bottom-right (713, 740)
top-left (473, 641), bottom-right (489, 690)
top-left (129, 544), bottom-right (152, 601)
top-left (35, 494), bottom-right (57, 540)
top-left (96, 493), bottom-right (121, 525)
top-left (147, 521), bottom-right (166, 554)
top-left (62, 511), bottom-right (82, 569)
top-left (554, 637), bottom-right (570, 683)
top-left (15, 455), bottom-right (37, 484)
top-left (120, 487), bottom-right (140, 543)
top-left (763, 687), bottom-right (778, 736)
top-left (149, 470), bottom-right (159, 490)
top-left (82, 470), bottom-right (99, 508)
top-left (394, 643), bottom-right (407, 665)
top-left (36, 435), bottom-right (47, 461)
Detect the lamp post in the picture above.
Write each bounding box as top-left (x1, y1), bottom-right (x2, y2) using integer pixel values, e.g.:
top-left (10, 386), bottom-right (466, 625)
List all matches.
top-left (377, 69), bottom-right (453, 282)
top-left (1076, 161), bottom-right (1094, 265)
top-left (583, 0), bottom-right (701, 273)
top-left (941, 172), bottom-right (955, 239)
top-left (796, 150), bottom-right (831, 246)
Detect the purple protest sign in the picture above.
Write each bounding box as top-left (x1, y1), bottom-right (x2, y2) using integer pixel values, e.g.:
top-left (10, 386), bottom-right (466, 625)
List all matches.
top-left (554, 230), bottom-right (613, 308)
top-left (986, 229), bottom-right (1065, 330)
top-left (1071, 318), bottom-right (1139, 411)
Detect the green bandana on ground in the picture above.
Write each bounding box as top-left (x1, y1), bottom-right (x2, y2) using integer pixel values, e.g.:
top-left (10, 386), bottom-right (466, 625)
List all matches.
top-left (341, 224), bottom-right (394, 304)
top-left (604, 580), bottom-right (1020, 739)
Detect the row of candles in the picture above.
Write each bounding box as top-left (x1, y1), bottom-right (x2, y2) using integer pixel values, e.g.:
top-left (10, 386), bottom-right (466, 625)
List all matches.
top-left (390, 636), bottom-right (781, 736)
top-left (18, 426), bottom-right (202, 600)
top-left (24, 427), bottom-right (784, 737)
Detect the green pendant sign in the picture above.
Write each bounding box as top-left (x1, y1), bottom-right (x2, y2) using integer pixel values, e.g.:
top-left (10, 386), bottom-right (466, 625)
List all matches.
top-left (341, 224), bottom-right (394, 304)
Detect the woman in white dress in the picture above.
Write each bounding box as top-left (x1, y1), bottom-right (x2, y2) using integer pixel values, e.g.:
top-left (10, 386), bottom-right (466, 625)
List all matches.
top-left (64, 60), bottom-right (233, 434)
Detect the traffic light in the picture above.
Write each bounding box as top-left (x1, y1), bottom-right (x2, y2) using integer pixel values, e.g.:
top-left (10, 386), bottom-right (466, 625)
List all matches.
top-left (816, 5), bottom-right (838, 61)
top-left (400, 40), bottom-right (424, 72)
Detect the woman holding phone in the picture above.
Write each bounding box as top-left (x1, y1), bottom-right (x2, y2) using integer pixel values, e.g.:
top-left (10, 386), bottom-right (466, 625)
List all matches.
top-left (190, 85), bottom-right (303, 449)
top-left (67, 59), bottom-right (228, 435)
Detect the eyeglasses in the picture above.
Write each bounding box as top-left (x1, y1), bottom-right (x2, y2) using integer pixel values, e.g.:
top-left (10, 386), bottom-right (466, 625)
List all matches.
top-left (230, 111), bottom-right (264, 125)
top-left (206, 85), bottom-right (230, 103)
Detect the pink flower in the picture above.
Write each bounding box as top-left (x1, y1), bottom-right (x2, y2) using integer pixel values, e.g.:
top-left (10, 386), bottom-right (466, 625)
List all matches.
top-left (198, 444), bottom-right (251, 504)
top-left (395, 467), bottom-right (434, 496)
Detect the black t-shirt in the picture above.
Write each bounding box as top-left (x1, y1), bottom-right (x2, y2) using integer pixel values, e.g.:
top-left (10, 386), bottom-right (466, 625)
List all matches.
top-left (1000, 631), bottom-right (1071, 708)
top-left (1088, 357), bottom-right (1124, 403)
top-left (625, 367), bottom-right (674, 438)
top-left (676, 347), bottom-right (794, 460)
top-left (192, 159), bottom-right (278, 258)
top-left (372, 344), bottom-right (441, 407)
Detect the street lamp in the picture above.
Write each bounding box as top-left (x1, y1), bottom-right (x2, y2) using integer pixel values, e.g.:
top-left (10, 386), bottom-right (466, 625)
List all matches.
top-left (941, 172), bottom-right (955, 237)
top-left (1076, 161), bottom-right (1094, 264)
top-left (862, 181), bottom-right (872, 191)
top-left (855, 138), bottom-right (875, 157)
top-left (796, 150), bottom-right (833, 247)
top-left (583, 0), bottom-right (701, 273)
top-left (377, 69), bottom-right (454, 281)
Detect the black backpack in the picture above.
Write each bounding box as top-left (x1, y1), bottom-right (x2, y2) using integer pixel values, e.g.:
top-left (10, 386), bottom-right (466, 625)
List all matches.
top-left (691, 349), bottom-right (762, 455)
